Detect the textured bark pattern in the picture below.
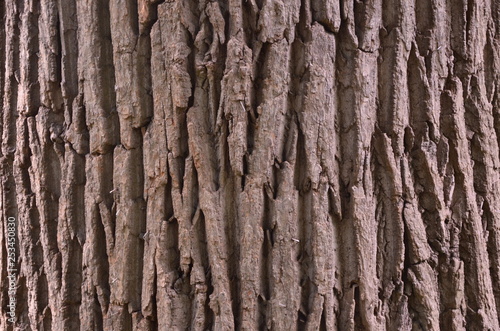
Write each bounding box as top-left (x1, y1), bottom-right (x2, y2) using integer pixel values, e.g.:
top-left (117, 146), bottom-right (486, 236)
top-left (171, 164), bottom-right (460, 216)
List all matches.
top-left (1, 0), bottom-right (500, 330)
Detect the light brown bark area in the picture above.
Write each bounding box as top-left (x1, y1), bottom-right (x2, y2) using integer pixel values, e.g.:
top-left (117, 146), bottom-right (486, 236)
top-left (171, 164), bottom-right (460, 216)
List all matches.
top-left (1, 0), bottom-right (500, 330)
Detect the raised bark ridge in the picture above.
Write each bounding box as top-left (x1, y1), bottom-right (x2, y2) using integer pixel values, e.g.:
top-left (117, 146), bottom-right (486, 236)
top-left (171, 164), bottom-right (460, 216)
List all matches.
top-left (1, 0), bottom-right (500, 330)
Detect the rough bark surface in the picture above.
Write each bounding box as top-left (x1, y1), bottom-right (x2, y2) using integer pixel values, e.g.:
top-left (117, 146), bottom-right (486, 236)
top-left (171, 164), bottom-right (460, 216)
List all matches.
top-left (1, 0), bottom-right (500, 330)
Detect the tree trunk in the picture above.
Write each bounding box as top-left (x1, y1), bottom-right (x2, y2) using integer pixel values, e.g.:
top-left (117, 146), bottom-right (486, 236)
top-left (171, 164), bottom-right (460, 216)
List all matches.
top-left (1, 0), bottom-right (500, 330)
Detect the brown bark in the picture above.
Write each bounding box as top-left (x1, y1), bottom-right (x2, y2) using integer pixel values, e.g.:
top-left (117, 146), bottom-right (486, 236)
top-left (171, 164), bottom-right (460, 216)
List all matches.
top-left (1, 0), bottom-right (500, 330)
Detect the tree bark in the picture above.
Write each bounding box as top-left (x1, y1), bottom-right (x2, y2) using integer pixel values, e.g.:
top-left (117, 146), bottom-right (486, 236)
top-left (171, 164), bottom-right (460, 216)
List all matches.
top-left (1, 0), bottom-right (500, 330)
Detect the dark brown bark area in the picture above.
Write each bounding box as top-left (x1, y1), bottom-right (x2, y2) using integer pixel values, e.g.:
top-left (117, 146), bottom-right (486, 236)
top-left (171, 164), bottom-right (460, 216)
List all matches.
top-left (1, 0), bottom-right (500, 330)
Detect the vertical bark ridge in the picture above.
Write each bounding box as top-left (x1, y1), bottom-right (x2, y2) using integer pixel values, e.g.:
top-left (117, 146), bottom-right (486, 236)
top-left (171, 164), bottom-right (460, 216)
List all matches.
top-left (57, 0), bottom-right (85, 326)
top-left (77, 0), bottom-right (119, 329)
top-left (337, 1), bottom-right (381, 326)
top-left (441, 77), bottom-right (499, 330)
top-left (376, 1), bottom-right (421, 329)
top-left (297, 22), bottom-right (339, 331)
top-left (1, 4), bottom-right (20, 331)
